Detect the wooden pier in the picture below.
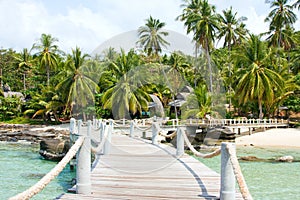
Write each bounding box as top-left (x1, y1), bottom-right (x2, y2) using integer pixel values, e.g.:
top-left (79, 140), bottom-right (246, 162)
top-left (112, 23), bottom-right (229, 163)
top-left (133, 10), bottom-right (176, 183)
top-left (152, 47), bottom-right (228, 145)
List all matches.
top-left (58, 133), bottom-right (243, 200)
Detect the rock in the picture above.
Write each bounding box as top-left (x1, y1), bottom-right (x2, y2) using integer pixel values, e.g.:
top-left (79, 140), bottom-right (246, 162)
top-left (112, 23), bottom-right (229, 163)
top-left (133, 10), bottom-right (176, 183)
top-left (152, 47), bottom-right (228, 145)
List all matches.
top-left (39, 139), bottom-right (70, 161)
top-left (276, 155), bottom-right (294, 162)
top-left (239, 156), bottom-right (265, 162)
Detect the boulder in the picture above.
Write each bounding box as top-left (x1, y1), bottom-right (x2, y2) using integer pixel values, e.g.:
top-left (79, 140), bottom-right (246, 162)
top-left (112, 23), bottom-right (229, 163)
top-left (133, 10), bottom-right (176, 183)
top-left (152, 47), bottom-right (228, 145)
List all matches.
top-left (39, 139), bottom-right (70, 161)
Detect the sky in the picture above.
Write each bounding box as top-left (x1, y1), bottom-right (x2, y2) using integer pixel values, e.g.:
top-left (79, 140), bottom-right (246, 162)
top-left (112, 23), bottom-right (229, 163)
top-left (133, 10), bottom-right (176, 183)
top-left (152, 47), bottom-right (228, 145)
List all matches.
top-left (0, 0), bottom-right (299, 54)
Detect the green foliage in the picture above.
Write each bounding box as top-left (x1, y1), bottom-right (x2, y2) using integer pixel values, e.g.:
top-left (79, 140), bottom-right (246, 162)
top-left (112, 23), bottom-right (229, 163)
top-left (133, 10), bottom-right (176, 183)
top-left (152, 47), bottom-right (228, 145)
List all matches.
top-left (1, 0), bottom-right (300, 123)
top-left (0, 96), bottom-right (23, 120)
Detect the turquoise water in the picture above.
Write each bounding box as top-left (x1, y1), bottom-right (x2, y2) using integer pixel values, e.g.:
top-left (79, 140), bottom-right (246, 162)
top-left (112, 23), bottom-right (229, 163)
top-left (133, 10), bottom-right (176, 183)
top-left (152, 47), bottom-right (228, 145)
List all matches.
top-left (197, 146), bottom-right (300, 200)
top-left (0, 142), bottom-right (75, 200)
top-left (1, 143), bottom-right (300, 200)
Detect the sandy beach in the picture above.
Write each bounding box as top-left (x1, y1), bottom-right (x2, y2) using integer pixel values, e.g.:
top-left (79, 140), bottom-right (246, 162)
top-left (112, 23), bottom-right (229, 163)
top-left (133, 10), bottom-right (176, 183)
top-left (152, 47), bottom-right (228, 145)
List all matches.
top-left (235, 128), bottom-right (300, 148)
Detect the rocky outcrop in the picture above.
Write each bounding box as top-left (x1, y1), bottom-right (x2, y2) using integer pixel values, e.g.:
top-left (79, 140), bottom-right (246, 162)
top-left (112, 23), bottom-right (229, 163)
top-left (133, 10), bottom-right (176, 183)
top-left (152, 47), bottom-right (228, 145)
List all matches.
top-left (0, 124), bottom-right (70, 161)
top-left (0, 124), bottom-right (69, 143)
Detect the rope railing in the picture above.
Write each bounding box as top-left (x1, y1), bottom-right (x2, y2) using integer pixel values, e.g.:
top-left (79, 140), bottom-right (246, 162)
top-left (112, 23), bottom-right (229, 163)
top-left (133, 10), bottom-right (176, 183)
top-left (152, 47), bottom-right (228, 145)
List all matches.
top-left (225, 143), bottom-right (253, 200)
top-left (91, 124), bottom-right (109, 154)
top-left (9, 136), bottom-right (85, 200)
top-left (158, 130), bottom-right (177, 138)
top-left (132, 121), bottom-right (152, 131)
top-left (181, 129), bottom-right (221, 158)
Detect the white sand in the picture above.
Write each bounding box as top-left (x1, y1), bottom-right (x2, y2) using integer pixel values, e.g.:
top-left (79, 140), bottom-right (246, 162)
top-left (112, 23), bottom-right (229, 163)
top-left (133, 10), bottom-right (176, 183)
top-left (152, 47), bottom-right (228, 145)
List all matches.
top-left (235, 128), bottom-right (300, 148)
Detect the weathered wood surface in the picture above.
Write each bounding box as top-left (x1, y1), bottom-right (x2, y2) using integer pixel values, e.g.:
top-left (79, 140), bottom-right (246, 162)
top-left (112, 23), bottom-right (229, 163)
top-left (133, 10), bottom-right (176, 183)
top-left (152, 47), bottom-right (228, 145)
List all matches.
top-left (58, 134), bottom-right (242, 199)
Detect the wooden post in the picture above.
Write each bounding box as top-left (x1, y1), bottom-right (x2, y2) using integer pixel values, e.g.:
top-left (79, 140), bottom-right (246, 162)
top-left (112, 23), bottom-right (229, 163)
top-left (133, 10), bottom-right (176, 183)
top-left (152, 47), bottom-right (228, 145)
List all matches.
top-left (76, 120), bottom-right (91, 195)
top-left (176, 127), bottom-right (184, 157)
top-left (152, 122), bottom-right (158, 145)
top-left (130, 121), bottom-right (134, 137)
top-left (220, 142), bottom-right (235, 200)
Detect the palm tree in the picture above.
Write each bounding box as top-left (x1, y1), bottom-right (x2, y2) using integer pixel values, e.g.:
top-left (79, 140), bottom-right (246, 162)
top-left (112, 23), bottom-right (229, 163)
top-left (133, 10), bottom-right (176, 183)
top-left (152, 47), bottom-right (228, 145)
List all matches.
top-left (216, 7), bottom-right (248, 107)
top-left (293, 0), bottom-right (300, 9)
top-left (14, 48), bottom-right (33, 90)
top-left (181, 84), bottom-right (211, 119)
top-left (101, 49), bottom-right (151, 119)
top-left (177, 0), bottom-right (219, 93)
top-left (32, 33), bottom-right (61, 86)
top-left (264, 0), bottom-right (297, 48)
top-left (137, 16), bottom-right (170, 57)
top-left (56, 47), bottom-right (100, 120)
top-left (217, 7), bottom-right (248, 50)
top-left (234, 35), bottom-right (285, 119)
top-left (24, 85), bottom-right (64, 122)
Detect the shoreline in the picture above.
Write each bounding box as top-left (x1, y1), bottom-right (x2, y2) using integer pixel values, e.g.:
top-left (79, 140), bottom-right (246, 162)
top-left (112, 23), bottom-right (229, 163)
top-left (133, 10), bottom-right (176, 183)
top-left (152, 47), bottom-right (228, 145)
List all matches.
top-left (235, 127), bottom-right (300, 149)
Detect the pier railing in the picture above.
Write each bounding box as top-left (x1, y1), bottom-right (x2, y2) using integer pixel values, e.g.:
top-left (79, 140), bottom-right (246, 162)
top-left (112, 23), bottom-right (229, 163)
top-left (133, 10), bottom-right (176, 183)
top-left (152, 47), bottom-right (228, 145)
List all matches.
top-left (112, 117), bottom-right (288, 128)
top-left (10, 118), bottom-right (257, 199)
top-left (9, 118), bottom-right (112, 199)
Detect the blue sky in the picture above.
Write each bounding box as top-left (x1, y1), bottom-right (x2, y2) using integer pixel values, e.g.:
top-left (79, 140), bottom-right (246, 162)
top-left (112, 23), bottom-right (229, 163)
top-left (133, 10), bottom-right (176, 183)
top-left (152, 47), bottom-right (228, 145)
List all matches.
top-left (0, 0), bottom-right (299, 54)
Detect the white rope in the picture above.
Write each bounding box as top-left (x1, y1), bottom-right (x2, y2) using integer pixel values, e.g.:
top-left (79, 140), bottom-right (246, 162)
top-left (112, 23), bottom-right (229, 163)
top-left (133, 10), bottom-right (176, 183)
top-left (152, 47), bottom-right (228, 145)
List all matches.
top-left (158, 130), bottom-right (177, 138)
top-left (182, 130), bottom-right (221, 158)
top-left (226, 144), bottom-right (253, 200)
top-left (9, 136), bottom-right (85, 200)
top-left (91, 127), bottom-right (109, 153)
top-left (133, 122), bottom-right (152, 131)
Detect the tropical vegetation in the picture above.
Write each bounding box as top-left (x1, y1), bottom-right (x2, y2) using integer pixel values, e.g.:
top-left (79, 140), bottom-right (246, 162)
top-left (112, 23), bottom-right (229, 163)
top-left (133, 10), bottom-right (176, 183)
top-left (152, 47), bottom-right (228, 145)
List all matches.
top-left (0, 0), bottom-right (299, 123)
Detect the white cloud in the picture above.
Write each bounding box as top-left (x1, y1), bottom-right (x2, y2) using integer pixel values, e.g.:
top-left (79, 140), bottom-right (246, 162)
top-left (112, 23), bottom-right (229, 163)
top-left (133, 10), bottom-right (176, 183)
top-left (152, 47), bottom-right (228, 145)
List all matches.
top-left (0, 0), bottom-right (299, 54)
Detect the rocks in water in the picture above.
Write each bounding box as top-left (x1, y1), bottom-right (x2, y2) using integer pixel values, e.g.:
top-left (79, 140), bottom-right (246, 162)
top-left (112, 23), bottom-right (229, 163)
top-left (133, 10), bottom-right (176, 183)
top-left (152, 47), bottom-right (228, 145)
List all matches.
top-left (239, 155), bottom-right (294, 163)
top-left (239, 156), bottom-right (266, 162)
top-left (39, 139), bottom-right (70, 161)
top-left (276, 155), bottom-right (294, 163)
top-left (0, 124), bottom-right (70, 161)
top-left (0, 124), bottom-right (69, 143)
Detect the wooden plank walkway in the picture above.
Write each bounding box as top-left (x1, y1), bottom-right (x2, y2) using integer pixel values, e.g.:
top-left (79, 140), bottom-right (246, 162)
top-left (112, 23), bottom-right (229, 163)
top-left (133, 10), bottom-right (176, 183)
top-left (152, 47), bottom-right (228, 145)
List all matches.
top-left (58, 133), bottom-right (243, 199)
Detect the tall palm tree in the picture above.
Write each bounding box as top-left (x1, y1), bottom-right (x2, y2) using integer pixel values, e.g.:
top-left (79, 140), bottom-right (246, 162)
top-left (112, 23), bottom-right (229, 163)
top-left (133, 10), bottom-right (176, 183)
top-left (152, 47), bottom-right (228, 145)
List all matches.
top-left (177, 0), bottom-right (219, 93)
top-left (14, 48), bottom-right (33, 90)
top-left (56, 47), bottom-right (100, 120)
top-left (216, 7), bottom-right (248, 107)
top-left (32, 33), bottom-right (61, 86)
top-left (264, 0), bottom-right (297, 48)
top-left (137, 16), bottom-right (170, 57)
top-left (217, 7), bottom-right (248, 50)
top-left (234, 35), bottom-right (285, 119)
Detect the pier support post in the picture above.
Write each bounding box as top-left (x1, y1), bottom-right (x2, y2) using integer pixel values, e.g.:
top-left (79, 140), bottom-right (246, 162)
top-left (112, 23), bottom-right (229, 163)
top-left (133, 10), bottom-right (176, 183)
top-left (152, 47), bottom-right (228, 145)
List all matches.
top-left (152, 122), bottom-right (159, 145)
top-left (76, 120), bottom-right (91, 195)
top-left (220, 142), bottom-right (235, 200)
top-left (176, 127), bottom-right (184, 157)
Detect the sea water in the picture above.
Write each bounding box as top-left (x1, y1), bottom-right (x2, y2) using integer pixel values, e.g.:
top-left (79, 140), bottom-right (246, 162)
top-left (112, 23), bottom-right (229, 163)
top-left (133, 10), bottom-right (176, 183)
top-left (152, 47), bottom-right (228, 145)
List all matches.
top-left (0, 142), bottom-right (75, 200)
top-left (1, 143), bottom-right (300, 200)
top-left (197, 146), bottom-right (300, 200)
